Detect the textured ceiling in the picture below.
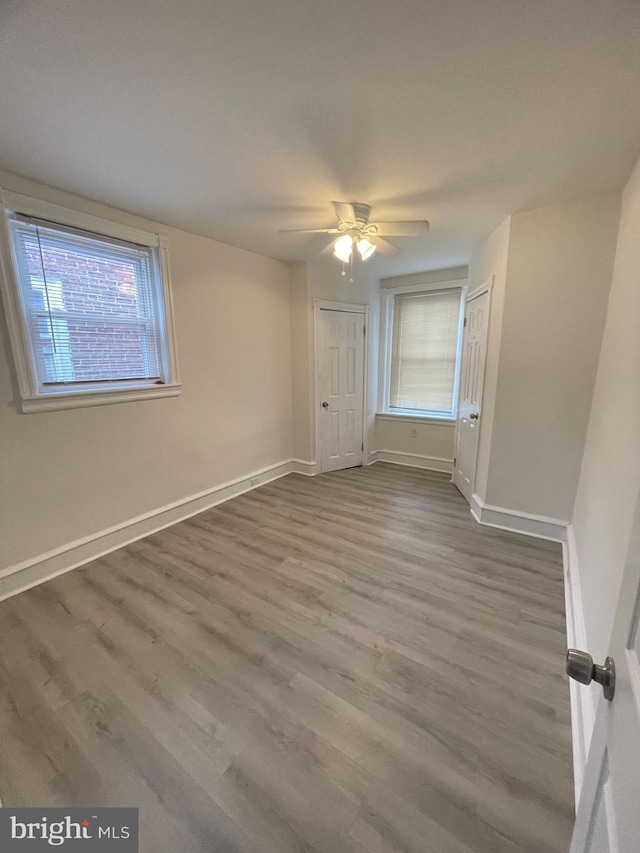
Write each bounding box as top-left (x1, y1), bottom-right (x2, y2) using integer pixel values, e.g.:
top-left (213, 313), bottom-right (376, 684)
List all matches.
top-left (1, 0), bottom-right (640, 276)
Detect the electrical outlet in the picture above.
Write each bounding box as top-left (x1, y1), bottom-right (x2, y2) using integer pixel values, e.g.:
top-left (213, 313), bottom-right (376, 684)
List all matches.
top-left (250, 477), bottom-right (260, 487)
top-left (411, 428), bottom-right (418, 438)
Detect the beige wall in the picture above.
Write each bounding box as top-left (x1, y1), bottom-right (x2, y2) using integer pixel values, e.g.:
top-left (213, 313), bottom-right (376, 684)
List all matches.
top-left (375, 418), bottom-right (455, 462)
top-left (308, 262), bottom-right (379, 308)
top-left (467, 216), bottom-right (511, 500)
top-left (380, 265), bottom-right (469, 290)
top-left (0, 171), bottom-right (293, 570)
top-left (485, 193), bottom-right (620, 521)
top-left (572, 156), bottom-right (640, 661)
top-left (289, 262), bottom-right (313, 461)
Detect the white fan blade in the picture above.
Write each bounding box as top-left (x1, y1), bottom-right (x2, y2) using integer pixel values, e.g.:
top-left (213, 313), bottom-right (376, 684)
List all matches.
top-left (374, 220), bottom-right (430, 236)
top-left (332, 201), bottom-right (356, 225)
top-left (374, 237), bottom-right (400, 256)
top-left (278, 228), bottom-right (341, 234)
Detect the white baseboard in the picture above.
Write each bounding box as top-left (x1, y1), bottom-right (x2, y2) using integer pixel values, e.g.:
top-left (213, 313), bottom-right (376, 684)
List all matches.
top-left (371, 449), bottom-right (453, 474)
top-left (470, 492), bottom-right (568, 542)
top-left (469, 492), bottom-right (484, 525)
top-left (563, 524), bottom-right (596, 809)
top-left (291, 458), bottom-right (318, 476)
top-left (0, 458), bottom-right (298, 603)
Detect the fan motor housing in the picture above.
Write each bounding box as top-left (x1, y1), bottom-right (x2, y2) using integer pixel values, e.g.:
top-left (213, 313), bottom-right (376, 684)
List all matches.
top-left (351, 203), bottom-right (372, 227)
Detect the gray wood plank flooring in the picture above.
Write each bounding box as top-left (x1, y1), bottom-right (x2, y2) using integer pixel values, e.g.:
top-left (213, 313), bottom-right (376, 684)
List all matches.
top-left (0, 464), bottom-right (573, 852)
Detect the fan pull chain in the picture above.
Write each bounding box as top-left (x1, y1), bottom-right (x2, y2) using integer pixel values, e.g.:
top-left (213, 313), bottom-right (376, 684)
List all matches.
top-left (349, 252), bottom-right (354, 284)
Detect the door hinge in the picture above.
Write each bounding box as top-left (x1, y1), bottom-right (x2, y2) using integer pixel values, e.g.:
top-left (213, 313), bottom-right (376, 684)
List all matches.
top-left (464, 317), bottom-right (467, 328)
top-left (453, 457), bottom-right (456, 466)
top-left (362, 442), bottom-right (364, 451)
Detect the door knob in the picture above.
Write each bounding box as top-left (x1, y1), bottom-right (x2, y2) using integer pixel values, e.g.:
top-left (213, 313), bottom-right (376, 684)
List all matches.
top-left (469, 413), bottom-right (479, 420)
top-left (566, 649), bottom-right (616, 701)
top-left (322, 401), bottom-right (329, 409)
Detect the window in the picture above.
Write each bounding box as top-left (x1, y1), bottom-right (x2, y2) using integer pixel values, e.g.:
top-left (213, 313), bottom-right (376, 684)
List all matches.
top-left (380, 283), bottom-right (464, 419)
top-left (0, 192), bottom-right (180, 412)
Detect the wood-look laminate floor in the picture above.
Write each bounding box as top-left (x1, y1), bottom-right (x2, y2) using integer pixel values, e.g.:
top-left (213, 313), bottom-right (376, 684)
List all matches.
top-left (0, 464), bottom-right (573, 853)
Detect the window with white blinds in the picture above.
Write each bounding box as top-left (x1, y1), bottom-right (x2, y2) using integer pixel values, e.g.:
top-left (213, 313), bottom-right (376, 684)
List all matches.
top-left (1, 194), bottom-right (180, 412)
top-left (389, 288), bottom-right (462, 416)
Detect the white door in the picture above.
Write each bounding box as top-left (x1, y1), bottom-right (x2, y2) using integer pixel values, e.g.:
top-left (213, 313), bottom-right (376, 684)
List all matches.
top-left (453, 289), bottom-right (489, 502)
top-left (570, 486), bottom-right (640, 852)
top-left (318, 309), bottom-right (365, 473)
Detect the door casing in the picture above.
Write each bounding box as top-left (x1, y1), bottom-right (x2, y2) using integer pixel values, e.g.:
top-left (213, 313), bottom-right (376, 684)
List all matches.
top-left (313, 299), bottom-right (369, 473)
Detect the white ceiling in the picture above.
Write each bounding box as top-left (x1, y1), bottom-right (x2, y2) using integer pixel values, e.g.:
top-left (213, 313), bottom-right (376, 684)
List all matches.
top-left (1, 0), bottom-right (639, 276)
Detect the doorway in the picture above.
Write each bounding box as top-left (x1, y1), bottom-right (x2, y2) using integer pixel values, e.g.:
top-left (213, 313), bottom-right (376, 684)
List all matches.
top-left (315, 301), bottom-right (367, 473)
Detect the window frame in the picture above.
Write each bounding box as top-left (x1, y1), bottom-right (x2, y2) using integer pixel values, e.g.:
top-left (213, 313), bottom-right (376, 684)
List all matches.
top-left (0, 190), bottom-right (181, 413)
top-left (378, 278), bottom-right (467, 423)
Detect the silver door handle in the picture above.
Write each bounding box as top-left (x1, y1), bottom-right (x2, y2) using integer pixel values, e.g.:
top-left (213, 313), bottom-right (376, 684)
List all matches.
top-left (322, 401), bottom-right (329, 409)
top-left (566, 649), bottom-right (615, 700)
top-left (469, 413), bottom-right (479, 420)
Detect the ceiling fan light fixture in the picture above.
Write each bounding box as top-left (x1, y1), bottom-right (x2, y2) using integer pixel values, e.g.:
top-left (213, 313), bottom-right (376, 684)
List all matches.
top-left (333, 234), bottom-right (353, 263)
top-left (280, 201), bottom-right (425, 269)
top-left (357, 237), bottom-right (376, 261)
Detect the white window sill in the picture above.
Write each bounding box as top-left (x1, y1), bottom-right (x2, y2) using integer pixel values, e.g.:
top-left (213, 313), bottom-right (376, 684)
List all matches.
top-left (376, 412), bottom-right (457, 426)
top-left (21, 383), bottom-right (182, 413)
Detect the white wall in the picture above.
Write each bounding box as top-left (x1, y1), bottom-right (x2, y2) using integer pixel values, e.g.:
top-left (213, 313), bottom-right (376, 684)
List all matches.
top-left (484, 194), bottom-right (620, 521)
top-left (572, 157), bottom-right (640, 662)
top-left (0, 171), bottom-right (293, 571)
top-left (467, 217), bottom-right (511, 499)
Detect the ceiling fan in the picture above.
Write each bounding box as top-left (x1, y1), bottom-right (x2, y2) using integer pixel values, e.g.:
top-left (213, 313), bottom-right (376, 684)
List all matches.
top-left (279, 201), bottom-right (430, 263)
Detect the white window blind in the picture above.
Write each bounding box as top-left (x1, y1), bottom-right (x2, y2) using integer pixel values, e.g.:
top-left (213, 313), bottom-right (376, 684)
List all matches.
top-left (390, 288), bottom-right (462, 415)
top-left (8, 215), bottom-right (163, 389)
